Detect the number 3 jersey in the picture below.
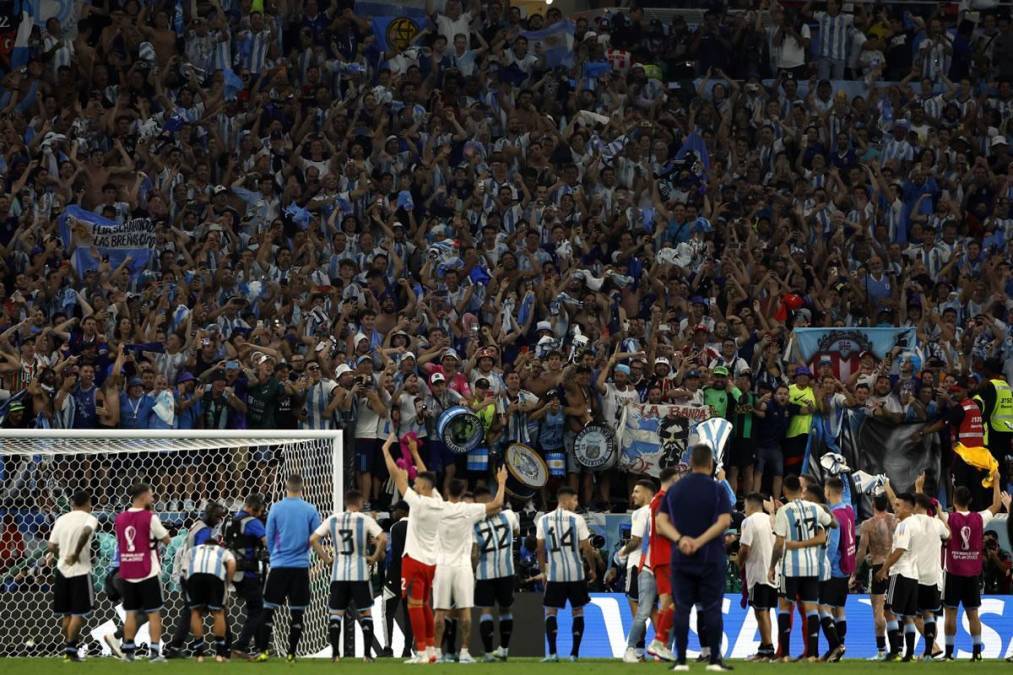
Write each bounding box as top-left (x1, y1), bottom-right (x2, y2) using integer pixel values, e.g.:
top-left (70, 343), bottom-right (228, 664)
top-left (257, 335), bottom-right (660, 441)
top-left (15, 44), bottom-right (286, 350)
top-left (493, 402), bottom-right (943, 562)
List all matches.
top-left (536, 508), bottom-right (590, 582)
top-left (474, 510), bottom-right (520, 580)
top-left (314, 511), bottom-right (383, 582)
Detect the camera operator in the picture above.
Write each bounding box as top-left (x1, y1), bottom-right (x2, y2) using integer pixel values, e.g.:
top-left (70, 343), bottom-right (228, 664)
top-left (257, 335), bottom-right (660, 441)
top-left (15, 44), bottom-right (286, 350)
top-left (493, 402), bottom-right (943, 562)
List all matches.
top-left (982, 531), bottom-right (1011, 594)
top-left (226, 494), bottom-right (268, 659)
top-left (352, 357), bottom-right (389, 509)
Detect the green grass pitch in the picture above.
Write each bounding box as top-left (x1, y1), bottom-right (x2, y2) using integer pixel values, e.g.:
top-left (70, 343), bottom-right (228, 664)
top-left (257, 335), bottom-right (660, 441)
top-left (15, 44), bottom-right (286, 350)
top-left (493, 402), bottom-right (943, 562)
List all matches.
top-left (3, 658), bottom-right (1012, 673)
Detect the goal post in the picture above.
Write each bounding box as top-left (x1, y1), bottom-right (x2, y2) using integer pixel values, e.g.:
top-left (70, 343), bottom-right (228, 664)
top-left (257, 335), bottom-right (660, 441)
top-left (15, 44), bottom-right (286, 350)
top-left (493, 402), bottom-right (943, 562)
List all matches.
top-left (0, 429), bottom-right (344, 658)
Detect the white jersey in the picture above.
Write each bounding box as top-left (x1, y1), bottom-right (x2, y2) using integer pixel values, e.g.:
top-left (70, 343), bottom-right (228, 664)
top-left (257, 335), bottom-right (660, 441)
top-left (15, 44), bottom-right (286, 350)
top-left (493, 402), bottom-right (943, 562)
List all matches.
top-left (910, 513), bottom-right (949, 587)
top-left (773, 499), bottom-right (832, 578)
top-left (184, 544), bottom-right (236, 581)
top-left (536, 508), bottom-right (590, 583)
top-left (741, 511), bottom-right (776, 589)
top-left (474, 510), bottom-right (520, 580)
top-left (890, 516), bottom-right (919, 580)
top-left (437, 501), bottom-right (488, 566)
top-left (403, 487), bottom-right (444, 566)
top-left (627, 505), bottom-right (650, 570)
top-left (49, 510), bottom-right (99, 578)
top-left (314, 511), bottom-right (383, 582)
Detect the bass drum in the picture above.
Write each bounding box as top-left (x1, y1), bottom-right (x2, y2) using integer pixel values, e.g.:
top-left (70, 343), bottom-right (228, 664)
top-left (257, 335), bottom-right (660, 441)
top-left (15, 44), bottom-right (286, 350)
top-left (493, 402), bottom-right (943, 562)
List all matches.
top-left (504, 443), bottom-right (549, 502)
top-left (436, 406), bottom-right (485, 454)
top-left (573, 423), bottom-right (618, 472)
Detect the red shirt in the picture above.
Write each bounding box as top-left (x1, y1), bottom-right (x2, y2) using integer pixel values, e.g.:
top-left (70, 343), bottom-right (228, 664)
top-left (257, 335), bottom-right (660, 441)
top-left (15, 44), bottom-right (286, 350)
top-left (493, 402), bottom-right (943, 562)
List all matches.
top-left (643, 488), bottom-right (672, 570)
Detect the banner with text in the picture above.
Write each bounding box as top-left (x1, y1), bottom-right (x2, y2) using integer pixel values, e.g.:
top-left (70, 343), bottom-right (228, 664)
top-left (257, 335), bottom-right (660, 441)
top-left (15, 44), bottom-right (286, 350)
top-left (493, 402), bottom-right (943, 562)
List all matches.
top-left (616, 402), bottom-right (712, 477)
top-left (57, 206), bottom-right (155, 280)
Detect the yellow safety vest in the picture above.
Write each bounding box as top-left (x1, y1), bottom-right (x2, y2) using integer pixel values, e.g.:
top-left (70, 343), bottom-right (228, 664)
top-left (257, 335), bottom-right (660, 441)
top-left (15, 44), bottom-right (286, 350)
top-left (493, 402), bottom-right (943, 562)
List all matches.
top-left (786, 384), bottom-right (815, 438)
top-left (988, 379), bottom-right (1013, 435)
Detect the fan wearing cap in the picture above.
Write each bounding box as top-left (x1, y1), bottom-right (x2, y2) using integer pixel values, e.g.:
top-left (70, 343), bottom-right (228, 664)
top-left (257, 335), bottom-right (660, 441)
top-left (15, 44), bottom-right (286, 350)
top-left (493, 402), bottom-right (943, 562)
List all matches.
top-left (783, 367), bottom-right (817, 478)
top-left (421, 345), bottom-right (474, 399)
top-left (299, 361), bottom-right (342, 431)
top-left (423, 372), bottom-right (465, 489)
top-left (727, 369), bottom-right (758, 496)
top-left (702, 366), bottom-right (740, 421)
top-left (597, 347), bottom-right (641, 429)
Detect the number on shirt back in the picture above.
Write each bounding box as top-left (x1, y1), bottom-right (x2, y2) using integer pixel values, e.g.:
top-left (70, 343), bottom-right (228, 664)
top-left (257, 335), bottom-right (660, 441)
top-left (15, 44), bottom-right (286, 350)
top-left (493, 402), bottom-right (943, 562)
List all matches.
top-left (478, 521), bottom-right (509, 554)
top-left (794, 515), bottom-right (817, 542)
top-left (339, 528), bottom-right (354, 555)
top-left (547, 525), bottom-right (574, 553)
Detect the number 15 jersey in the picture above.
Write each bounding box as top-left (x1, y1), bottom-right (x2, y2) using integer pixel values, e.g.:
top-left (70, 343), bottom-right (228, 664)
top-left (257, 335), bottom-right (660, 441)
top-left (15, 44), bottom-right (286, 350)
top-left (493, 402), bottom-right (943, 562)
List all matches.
top-left (314, 511), bottom-right (383, 582)
top-left (474, 510), bottom-right (520, 580)
top-left (536, 508), bottom-right (590, 583)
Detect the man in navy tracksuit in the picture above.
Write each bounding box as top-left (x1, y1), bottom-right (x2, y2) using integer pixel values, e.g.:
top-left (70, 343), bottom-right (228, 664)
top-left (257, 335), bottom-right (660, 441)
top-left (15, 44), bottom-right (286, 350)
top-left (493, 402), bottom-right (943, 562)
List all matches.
top-left (654, 444), bottom-right (733, 671)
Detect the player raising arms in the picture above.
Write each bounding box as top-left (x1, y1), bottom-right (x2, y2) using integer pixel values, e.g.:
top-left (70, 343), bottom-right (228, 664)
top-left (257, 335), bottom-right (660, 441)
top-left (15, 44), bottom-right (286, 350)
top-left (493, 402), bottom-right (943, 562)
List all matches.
top-left (310, 488), bottom-right (386, 662)
top-left (536, 486), bottom-right (598, 662)
top-left (380, 432), bottom-right (445, 663)
top-left (433, 470), bottom-right (507, 663)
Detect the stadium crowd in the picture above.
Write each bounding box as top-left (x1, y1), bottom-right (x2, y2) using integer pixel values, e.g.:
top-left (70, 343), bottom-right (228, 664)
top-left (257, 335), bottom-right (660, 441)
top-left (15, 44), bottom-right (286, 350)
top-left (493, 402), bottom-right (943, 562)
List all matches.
top-left (0, 0), bottom-right (1011, 518)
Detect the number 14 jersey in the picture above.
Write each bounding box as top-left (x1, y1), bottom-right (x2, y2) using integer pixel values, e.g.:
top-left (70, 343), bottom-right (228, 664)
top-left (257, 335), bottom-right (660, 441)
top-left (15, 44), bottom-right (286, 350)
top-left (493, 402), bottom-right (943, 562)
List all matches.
top-left (315, 511), bottom-right (383, 582)
top-left (474, 510), bottom-right (520, 580)
top-left (536, 508), bottom-right (591, 583)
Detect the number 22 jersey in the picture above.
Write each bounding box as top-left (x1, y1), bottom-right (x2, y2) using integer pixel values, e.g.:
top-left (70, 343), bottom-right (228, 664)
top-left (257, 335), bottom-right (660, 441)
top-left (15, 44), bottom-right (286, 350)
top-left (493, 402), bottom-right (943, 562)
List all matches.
top-left (474, 510), bottom-right (520, 580)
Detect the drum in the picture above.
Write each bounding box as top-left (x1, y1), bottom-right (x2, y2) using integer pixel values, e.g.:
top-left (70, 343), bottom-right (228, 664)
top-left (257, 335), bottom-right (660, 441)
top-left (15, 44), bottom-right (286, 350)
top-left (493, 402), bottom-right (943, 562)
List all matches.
top-left (504, 443), bottom-right (549, 502)
top-left (436, 406), bottom-right (484, 454)
top-left (546, 451), bottom-right (566, 478)
top-left (573, 423), bottom-right (618, 472)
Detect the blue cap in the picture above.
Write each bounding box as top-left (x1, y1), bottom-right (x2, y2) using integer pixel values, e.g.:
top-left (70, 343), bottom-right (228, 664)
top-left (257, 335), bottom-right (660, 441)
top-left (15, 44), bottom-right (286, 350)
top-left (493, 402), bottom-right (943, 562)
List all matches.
top-left (615, 364), bottom-right (631, 375)
top-left (127, 376), bottom-right (143, 387)
top-left (795, 366), bottom-right (812, 377)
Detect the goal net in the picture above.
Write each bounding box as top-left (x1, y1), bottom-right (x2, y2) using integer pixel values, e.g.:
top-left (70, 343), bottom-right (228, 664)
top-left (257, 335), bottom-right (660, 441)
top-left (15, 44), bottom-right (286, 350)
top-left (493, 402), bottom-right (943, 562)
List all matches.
top-left (0, 429), bottom-right (342, 658)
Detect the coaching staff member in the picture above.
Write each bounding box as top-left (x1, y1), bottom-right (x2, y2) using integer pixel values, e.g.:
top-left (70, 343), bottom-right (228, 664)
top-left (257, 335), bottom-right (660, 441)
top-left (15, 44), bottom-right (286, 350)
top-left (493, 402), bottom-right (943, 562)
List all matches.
top-left (655, 444), bottom-right (733, 672)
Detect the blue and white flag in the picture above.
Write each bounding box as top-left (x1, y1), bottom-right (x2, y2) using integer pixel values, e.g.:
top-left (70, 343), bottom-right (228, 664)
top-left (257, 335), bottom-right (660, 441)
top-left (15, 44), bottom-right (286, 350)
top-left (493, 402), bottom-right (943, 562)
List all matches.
top-left (792, 327), bottom-right (918, 380)
top-left (521, 19), bottom-right (574, 68)
top-left (57, 206), bottom-right (155, 281)
top-left (222, 68), bottom-right (244, 100)
top-left (691, 417), bottom-right (733, 468)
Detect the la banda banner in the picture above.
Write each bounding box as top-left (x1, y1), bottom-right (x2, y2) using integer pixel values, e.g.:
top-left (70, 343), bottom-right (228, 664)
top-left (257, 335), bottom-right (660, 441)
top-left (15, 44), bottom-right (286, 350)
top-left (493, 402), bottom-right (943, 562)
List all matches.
top-left (616, 402), bottom-right (716, 477)
top-left (549, 593), bottom-right (1013, 659)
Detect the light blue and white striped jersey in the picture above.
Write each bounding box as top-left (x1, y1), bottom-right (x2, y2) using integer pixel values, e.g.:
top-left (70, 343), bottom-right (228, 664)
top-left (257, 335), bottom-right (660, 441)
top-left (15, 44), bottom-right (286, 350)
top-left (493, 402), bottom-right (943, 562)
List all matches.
top-left (185, 543), bottom-right (236, 581)
top-left (301, 378), bottom-right (337, 430)
top-left (814, 11), bottom-right (853, 61)
top-left (772, 499), bottom-right (832, 578)
top-left (536, 508), bottom-right (590, 583)
top-left (314, 511), bottom-right (382, 582)
top-left (474, 510), bottom-right (520, 580)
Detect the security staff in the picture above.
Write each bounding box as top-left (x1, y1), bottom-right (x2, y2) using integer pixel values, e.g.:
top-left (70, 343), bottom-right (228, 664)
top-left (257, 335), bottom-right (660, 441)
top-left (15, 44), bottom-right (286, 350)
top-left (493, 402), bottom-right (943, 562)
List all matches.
top-left (654, 444), bottom-right (733, 671)
top-left (228, 494), bottom-right (268, 658)
top-left (166, 502), bottom-right (227, 658)
top-left (976, 358), bottom-right (1013, 487)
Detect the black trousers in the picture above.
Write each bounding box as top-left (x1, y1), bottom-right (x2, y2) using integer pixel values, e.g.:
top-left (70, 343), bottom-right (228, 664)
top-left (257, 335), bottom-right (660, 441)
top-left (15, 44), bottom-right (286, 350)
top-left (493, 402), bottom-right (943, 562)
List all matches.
top-left (232, 575), bottom-right (265, 652)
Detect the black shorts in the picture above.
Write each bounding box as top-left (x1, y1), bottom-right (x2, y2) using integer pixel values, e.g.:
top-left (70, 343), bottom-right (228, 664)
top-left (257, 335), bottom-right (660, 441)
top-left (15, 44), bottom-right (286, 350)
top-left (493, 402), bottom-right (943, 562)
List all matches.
top-left (264, 567), bottom-right (311, 610)
top-left (53, 571), bottom-right (95, 617)
top-left (730, 438), bottom-right (756, 470)
top-left (749, 583), bottom-right (778, 610)
top-left (917, 583), bottom-right (941, 613)
top-left (475, 577), bottom-right (514, 609)
top-left (886, 575), bottom-right (919, 617)
top-left (819, 577), bottom-right (849, 607)
top-left (870, 564), bottom-right (889, 595)
top-left (625, 567), bottom-right (639, 599)
top-left (121, 576), bottom-right (164, 613)
top-left (186, 574), bottom-right (227, 611)
top-left (329, 580), bottom-right (373, 612)
top-left (943, 573), bottom-right (981, 609)
top-left (543, 581), bottom-right (590, 609)
top-left (779, 575), bottom-right (819, 603)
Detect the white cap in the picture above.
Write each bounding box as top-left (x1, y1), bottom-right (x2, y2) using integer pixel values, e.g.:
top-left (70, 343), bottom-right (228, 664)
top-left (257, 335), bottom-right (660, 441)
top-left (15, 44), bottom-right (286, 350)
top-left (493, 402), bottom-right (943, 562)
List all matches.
top-left (654, 357), bottom-right (671, 367)
top-left (536, 320), bottom-right (552, 332)
top-left (354, 331), bottom-right (369, 344)
top-left (401, 351), bottom-right (416, 361)
top-left (335, 364), bottom-right (353, 378)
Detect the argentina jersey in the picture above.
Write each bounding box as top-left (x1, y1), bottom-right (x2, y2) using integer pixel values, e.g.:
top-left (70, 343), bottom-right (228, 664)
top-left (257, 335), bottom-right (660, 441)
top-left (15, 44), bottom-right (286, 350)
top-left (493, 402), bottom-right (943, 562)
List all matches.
top-left (773, 499), bottom-right (833, 578)
top-left (315, 512), bottom-right (382, 582)
top-left (536, 509), bottom-right (590, 583)
top-left (186, 544), bottom-right (235, 581)
top-left (474, 510), bottom-right (520, 580)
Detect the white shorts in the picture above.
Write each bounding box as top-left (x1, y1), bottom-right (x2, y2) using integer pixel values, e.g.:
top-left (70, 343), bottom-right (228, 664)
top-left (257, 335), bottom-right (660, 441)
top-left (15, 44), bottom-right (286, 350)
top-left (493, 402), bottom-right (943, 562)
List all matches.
top-left (433, 564), bottom-right (475, 610)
